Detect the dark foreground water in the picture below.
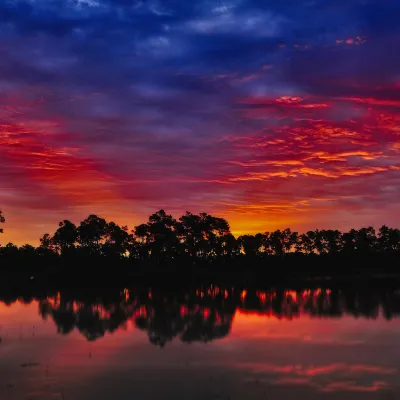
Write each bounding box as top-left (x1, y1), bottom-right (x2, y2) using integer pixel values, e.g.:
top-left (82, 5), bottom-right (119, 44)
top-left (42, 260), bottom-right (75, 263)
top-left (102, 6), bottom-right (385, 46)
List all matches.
top-left (1, 286), bottom-right (400, 399)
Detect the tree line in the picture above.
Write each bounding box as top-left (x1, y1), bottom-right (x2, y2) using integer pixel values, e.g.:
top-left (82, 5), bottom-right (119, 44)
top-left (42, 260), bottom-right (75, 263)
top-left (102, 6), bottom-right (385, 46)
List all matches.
top-left (1, 209), bottom-right (400, 263)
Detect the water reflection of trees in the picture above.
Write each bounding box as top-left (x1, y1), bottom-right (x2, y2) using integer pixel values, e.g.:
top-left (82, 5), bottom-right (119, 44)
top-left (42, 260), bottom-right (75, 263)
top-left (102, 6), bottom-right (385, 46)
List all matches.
top-left (3, 286), bottom-right (400, 345)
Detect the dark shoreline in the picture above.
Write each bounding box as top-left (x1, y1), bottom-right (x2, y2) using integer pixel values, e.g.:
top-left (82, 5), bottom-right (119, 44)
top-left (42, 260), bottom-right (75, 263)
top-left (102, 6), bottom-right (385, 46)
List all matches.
top-left (2, 262), bottom-right (400, 292)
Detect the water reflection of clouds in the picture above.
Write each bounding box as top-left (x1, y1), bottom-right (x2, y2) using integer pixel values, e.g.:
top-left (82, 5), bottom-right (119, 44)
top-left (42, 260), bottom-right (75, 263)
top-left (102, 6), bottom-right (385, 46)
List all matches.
top-left (239, 362), bottom-right (395, 393)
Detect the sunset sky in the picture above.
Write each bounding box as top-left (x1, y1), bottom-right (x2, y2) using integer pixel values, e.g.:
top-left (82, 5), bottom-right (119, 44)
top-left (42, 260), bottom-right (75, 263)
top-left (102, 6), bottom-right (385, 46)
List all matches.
top-left (0, 0), bottom-right (399, 245)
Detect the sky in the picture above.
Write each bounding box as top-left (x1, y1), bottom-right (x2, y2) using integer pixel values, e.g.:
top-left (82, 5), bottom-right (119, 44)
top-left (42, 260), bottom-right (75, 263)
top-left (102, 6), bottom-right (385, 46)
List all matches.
top-left (0, 0), bottom-right (399, 245)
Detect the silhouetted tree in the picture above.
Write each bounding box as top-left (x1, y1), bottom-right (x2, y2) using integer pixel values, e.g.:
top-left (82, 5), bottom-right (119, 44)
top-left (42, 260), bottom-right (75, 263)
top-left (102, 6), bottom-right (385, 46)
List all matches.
top-left (135, 210), bottom-right (180, 262)
top-left (19, 244), bottom-right (36, 258)
top-left (354, 227), bottom-right (377, 253)
top-left (237, 234), bottom-right (262, 257)
top-left (299, 229), bottom-right (341, 255)
top-left (178, 212), bottom-right (231, 259)
top-left (52, 220), bottom-right (78, 255)
top-left (378, 226), bottom-right (400, 253)
top-left (342, 229), bottom-right (358, 253)
top-left (101, 222), bottom-right (132, 259)
top-left (0, 210), bottom-right (5, 234)
top-left (0, 243), bottom-right (19, 258)
top-left (269, 229), bottom-right (288, 256)
top-left (284, 229), bottom-right (299, 253)
top-left (323, 229), bottom-right (342, 254)
top-left (177, 212), bottom-right (204, 258)
top-left (202, 214), bottom-right (231, 258)
top-left (218, 233), bottom-right (239, 257)
top-left (300, 231), bottom-right (316, 254)
top-left (77, 215), bottom-right (108, 254)
top-left (38, 233), bottom-right (57, 254)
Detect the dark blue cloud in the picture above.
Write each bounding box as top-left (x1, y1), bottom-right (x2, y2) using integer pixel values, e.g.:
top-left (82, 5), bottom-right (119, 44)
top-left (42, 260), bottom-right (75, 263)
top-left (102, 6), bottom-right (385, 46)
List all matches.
top-left (1, 0), bottom-right (398, 134)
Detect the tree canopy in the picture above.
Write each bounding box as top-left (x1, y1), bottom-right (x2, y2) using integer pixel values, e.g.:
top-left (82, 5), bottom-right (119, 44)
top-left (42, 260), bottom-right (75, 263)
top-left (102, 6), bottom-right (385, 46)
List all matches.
top-left (0, 210), bottom-right (5, 234)
top-left (0, 209), bottom-right (400, 265)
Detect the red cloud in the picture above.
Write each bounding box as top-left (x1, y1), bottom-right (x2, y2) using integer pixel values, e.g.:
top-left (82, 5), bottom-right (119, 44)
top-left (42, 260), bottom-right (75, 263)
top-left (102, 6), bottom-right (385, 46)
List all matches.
top-left (213, 92), bottom-right (400, 234)
top-left (1, 81), bottom-right (400, 244)
top-left (336, 36), bottom-right (367, 45)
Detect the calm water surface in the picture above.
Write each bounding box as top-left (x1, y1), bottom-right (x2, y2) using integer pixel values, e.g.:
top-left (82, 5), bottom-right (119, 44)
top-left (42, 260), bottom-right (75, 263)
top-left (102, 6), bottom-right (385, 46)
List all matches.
top-left (1, 287), bottom-right (400, 399)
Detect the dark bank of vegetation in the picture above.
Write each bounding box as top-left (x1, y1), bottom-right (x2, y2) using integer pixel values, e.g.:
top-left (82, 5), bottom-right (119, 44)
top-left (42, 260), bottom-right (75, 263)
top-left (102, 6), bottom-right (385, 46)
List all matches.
top-left (1, 284), bottom-right (400, 345)
top-left (0, 209), bottom-right (400, 286)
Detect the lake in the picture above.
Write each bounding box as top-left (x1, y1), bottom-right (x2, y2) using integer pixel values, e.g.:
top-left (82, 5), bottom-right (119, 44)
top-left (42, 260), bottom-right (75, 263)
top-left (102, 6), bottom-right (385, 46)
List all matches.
top-left (1, 285), bottom-right (400, 399)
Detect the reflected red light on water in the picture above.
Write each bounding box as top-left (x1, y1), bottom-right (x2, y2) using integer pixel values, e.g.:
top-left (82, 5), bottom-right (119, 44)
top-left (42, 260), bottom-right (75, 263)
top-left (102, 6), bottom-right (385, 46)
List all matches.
top-left (180, 305), bottom-right (189, 317)
top-left (256, 291), bottom-right (267, 305)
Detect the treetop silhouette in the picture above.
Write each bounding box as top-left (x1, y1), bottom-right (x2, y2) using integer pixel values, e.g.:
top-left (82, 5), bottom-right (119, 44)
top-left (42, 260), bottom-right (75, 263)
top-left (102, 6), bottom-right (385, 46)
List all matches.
top-left (0, 210), bottom-right (5, 234)
top-left (0, 209), bottom-right (400, 267)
